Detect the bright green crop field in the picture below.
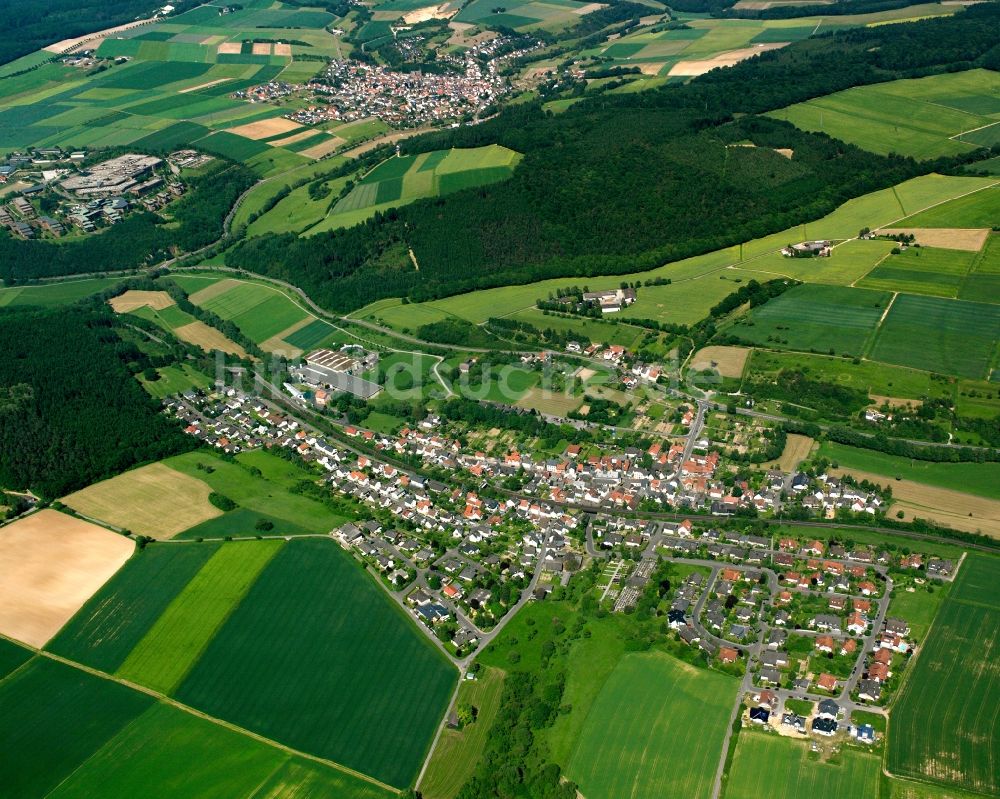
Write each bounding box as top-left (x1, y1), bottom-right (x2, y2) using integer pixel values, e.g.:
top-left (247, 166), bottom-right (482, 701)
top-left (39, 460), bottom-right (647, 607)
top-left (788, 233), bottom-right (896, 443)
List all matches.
top-left (116, 541), bottom-right (283, 693)
top-left (174, 539), bottom-right (457, 789)
top-left (0, 277), bottom-right (125, 307)
top-left (888, 553), bottom-right (1000, 796)
top-left (0, 638), bottom-right (32, 680)
top-left (566, 651), bottom-right (737, 799)
top-left (898, 184), bottom-right (1000, 228)
top-left (725, 732), bottom-right (881, 799)
top-left (858, 246), bottom-right (977, 298)
top-left (47, 543), bottom-right (221, 673)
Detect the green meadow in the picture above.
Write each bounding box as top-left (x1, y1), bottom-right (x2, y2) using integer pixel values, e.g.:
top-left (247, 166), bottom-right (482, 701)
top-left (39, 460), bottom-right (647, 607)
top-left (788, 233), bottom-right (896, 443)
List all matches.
top-left (770, 69), bottom-right (1000, 159)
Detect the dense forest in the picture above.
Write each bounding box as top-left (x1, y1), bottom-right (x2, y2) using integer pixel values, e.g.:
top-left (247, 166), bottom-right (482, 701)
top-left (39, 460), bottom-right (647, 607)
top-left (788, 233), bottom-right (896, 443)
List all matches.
top-left (227, 5), bottom-right (1000, 312)
top-left (0, 306), bottom-right (194, 497)
top-left (0, 161), bottom-right (255, 284)
top-left (0, 0), bottom-right (199, 66)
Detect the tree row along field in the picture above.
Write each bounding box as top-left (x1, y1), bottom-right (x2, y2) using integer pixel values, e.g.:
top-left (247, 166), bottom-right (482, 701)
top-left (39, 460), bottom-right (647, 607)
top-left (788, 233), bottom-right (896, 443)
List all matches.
top-left (46, 536), bottom-right (458, 789)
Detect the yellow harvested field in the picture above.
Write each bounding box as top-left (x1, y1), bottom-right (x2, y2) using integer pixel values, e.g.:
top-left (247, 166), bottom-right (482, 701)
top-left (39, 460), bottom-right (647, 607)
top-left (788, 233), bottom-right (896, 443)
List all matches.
top-left (179, 78), bottom-right (232, 94)
top-left (669, 43), bottom-right (787, 76)
top-left (61, 462), bottom-right (222, 539)
top-left (228, 116), bottom-right (302, 140)
top-left (638, 62), bottom-right (665, 76)
top-left (216, 42), bottom-right (243, 55)
top-left (869, 394), bottom-right (922, 410)
top-left (188, 277), bottom-right (242, 305)
top-left (877, 228), bottom-right (989, 251)
top-left (173, 320), bottom-right (248, 357)
top-left (771, 434), bottom-right (815, 473)
top-left (691, 345), bottom-right (750, 378)
top-left (300, 135), bottom-right (347, 159)
top-left (108, 290), bottom-right (175, 313)
top-left (273, 42), bottom-right (292, 56)
top-left (0, 510), bottom-right (133, 647)
top-left (251, 41), bottom-right (272, 55)
top-left (270, 129), bottom-right (320, 148)
top-left (831, 467), bottom-right (1000, 539)
top-left (573, 1), bottom-right (607, 11)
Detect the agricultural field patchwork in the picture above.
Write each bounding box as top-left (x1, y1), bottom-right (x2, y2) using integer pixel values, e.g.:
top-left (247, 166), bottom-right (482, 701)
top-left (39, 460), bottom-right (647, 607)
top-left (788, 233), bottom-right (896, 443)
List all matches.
top-left (769, 69), bottom-right (1000, 159)
top-left (857, 245), bottom-right (978, 298)
top-left (0, 510), bottom-right (134, 648)
top-left (724, 732), bottom-right (881, 799)
top-left (311, 145), bottom-right (522, 233)
top-left (566, 651), bottom-right (737, 799)
top-left (888, 553), bottom-right (1000, 796)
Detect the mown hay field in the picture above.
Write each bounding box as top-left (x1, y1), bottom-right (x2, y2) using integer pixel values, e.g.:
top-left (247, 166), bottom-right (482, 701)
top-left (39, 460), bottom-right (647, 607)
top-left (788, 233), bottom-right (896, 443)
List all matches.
top-left (61, 462), bottom-right (222, 539)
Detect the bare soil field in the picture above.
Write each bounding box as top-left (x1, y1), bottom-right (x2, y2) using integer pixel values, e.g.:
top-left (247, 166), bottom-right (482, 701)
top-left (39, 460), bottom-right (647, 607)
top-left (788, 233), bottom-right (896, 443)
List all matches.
top-left (228, 117), bottom-right (302, 140)
top-left (669, 43), bottom-right (787, 76)
top-left (831, 467), bottom-right (1000, 538)
top-left (45, 19), bottom-right (155, 53)
top-left (61, 462), bottom-right (222, 539)
top-left (108, 290), bottom-right (174, 313)
top-left (173, 320), bottom-right (248, 357)
top-left (0, 510), bottom-right (133, 647)
top-left (691, 345), bottom-right (751, 378)
top-left (403, 4), bottom-right (458, 23)
top-left (869, 394), bottom-right (923, 409)
top-left (179, 78), bottom-right (232, 94)
top-left (573, 1), bottom-right (607, 13)
top-left (251, 42), bottom-right (272, 56)
top-left (877, 228), bottom-right (989, 251)
top-left (772, 434), bottom-right (815, 472)
top-left (273, 42), bottom-right (292, 56)
top-left (638, 62), bottom-right (666, 76)
top-left (300, 135), bottom-right (347, 159)
top-left (216, 42), bottom-right (243, 55)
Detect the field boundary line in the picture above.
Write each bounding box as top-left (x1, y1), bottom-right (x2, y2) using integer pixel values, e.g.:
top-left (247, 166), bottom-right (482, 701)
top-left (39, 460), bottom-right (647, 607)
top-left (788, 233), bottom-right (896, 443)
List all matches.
top-left (949, 118), bottom-right (1000, 141)
top-left (8, 641), bottom-right (403, 795)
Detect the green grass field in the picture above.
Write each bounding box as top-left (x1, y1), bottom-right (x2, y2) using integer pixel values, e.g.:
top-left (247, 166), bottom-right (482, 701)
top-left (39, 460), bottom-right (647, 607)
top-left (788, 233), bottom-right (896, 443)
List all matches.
top-left (419, 667), bottom-right (506, 799)
top-left (47, 544), bottom-right (221, 673)
top-left (730, 284), bottom-right (890, 356)
top-left (567, 651), bottom-right (738, 799)
top-left (817, 441), bottom-right (1000, 501)
top-left (168, 450), bottom-right (351, 537)
top-left (958, 234), bottom-right (1000, 304)
top-left (897, 184), bottom-right (1000, 228)
top-left (858, 246), bottom-right (977, 298)
top-left (309, 145), bottom-right (522, 234)
top-left (138, 363), bottom-right (213, 398)
top-left (769, 70), bottom-right (1000, 159)
top-left (0, 278), bottom-right (126, 307)
top-left (888, 553), bottom-right (1000, 796)
top-left (724, 732), bottom-right (882, 799)
top-left (116, 541), bottom-right (283, 693)
top-left (746, 350), bottom-right (952, 403)
top-left (0, 658), bottom-right (154, 798)
top-left (869, 293), bottom-right (1000, 379)
top-left (888, 583), bottom-right (949, 642)
top-left (174, 538), bottom-right (457, 788)
top-left (0, 638), bottom-right (32, 680)
top-left (191, 280), bottom-right (312, 344)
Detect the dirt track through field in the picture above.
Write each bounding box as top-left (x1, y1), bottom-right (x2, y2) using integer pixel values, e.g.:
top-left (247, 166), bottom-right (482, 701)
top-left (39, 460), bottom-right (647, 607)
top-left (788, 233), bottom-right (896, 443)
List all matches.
top-left (0, 510), bottom-right (134, 647)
